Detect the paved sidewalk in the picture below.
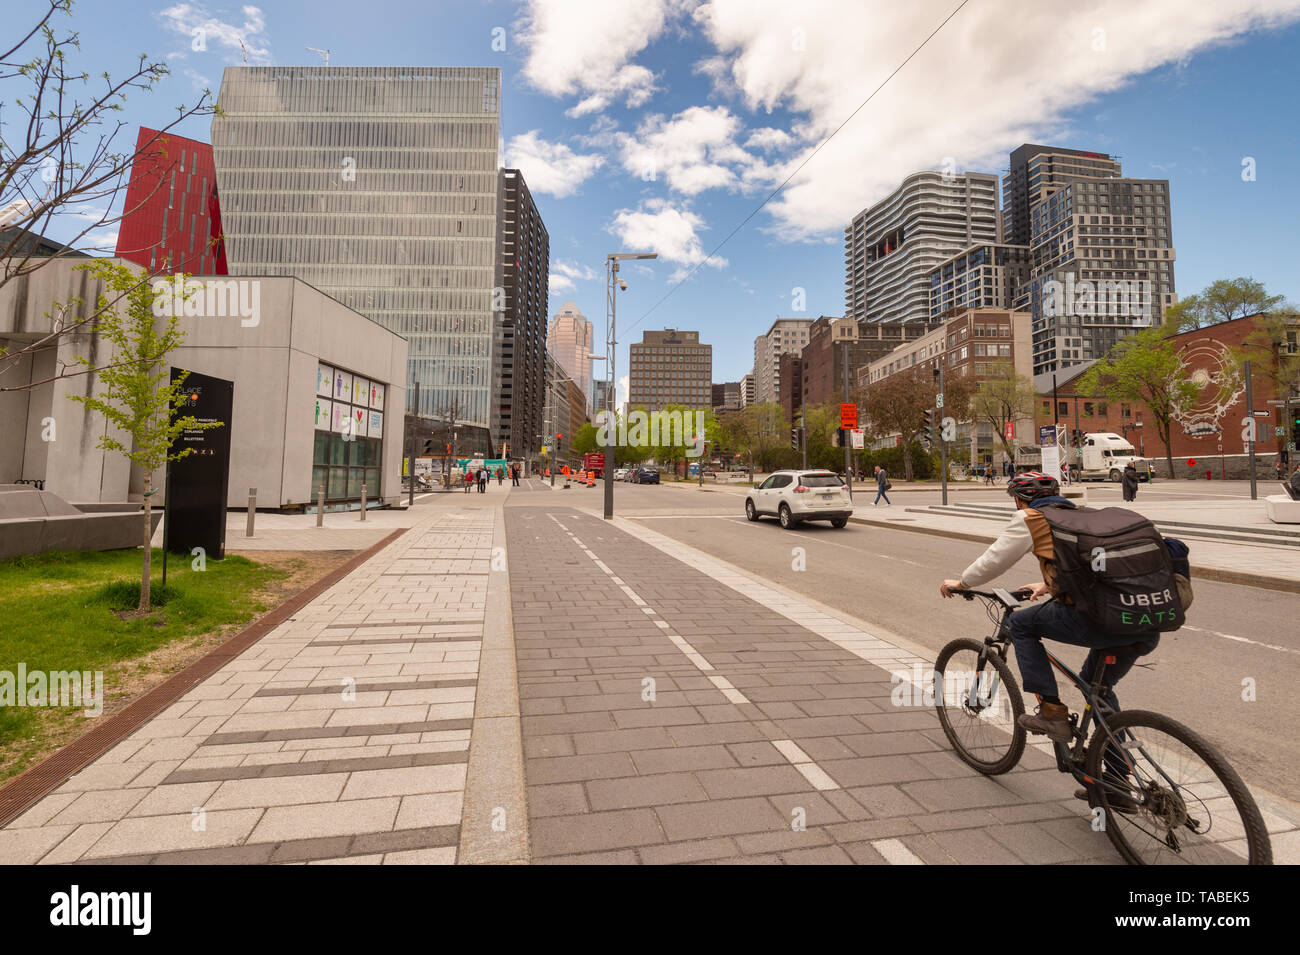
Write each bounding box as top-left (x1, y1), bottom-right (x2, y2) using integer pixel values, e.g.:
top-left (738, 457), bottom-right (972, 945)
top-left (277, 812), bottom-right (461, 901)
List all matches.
top-left (0, 500), bottom-right (511, 865)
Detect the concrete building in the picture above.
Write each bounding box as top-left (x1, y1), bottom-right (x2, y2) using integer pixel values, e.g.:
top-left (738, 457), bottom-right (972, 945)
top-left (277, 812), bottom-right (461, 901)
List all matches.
top-left (212, 66), bottom-right (500, 429)
top-left (711, 381), bottom-right (741, 414)
top-left (0, 258), bottom-right (407, 508)
top-left (1002, 144), bottom-right (1122, 247)
top-left (740, 373), bottom-right (756, 408)
top-left (800, 317), bottom-right (874, 409)
top-left (752, 318), bottom-right (812, 405)
top-left (547, 302), bottom-right (593, 411)
top-left (116, 126), bottom-right (228, 275)
top-left (628, 328), bottom-right (712, 411)
top-left (929, 243), bottom-right (1031, 319)
top-left (861, 308), bottom-right (1034, 466)
top-left (844, 171), bottom-right (999, 325)
top-left (493, 168), bottom-right (549, 461)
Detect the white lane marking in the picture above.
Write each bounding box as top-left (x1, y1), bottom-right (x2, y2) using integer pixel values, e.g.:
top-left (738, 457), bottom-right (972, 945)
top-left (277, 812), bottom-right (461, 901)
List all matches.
top-left (1180, 625), bottom-right (1300, 656)
top-left (554, 513), bottom-right (854, 797)
top-left (772, 739), bottom-right (840, 791)
top-left (872, 838), bottom-right (925, 865)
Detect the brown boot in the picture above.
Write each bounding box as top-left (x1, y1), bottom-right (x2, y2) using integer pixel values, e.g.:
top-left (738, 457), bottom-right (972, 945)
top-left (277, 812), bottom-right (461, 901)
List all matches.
top-left (1017, 701), bottom-right (1072, 742)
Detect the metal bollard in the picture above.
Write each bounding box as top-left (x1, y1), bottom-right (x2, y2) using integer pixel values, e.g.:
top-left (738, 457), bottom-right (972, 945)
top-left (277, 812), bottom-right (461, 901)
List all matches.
top-left (316, 484), bottom-right (325, 526)
top-left (360, 483), bottom-right (367, 521)
top-left (246, 487), bottom-right (256, 537)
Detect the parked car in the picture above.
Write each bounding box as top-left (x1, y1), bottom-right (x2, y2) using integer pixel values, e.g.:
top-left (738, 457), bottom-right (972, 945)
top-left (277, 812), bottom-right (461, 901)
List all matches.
top-left (613, 468), bottom-right (629, 481)
top-left (745, 469), bottom-right (852, 529)
top-left (632, 466), bottom-right (660, 485)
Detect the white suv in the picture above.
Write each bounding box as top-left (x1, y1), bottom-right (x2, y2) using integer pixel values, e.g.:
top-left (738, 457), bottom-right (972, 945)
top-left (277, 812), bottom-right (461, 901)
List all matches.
top-left (745, 470), bottom-right (853, 529)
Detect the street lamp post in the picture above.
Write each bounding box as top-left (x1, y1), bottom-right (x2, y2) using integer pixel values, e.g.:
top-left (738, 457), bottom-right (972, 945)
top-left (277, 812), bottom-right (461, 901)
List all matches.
top-left (604, 252), bottom-right (658, 520)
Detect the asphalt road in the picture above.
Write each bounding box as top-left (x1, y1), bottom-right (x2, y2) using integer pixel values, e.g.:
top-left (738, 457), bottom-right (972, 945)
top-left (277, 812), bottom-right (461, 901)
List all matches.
top-left (508, 476), bottom-right (1300, 806)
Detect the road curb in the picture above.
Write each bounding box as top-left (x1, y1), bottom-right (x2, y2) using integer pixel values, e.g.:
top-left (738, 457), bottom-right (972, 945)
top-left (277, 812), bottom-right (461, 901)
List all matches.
top-left (849, 514), bottom-right (1300, 594)
top-left (457, 504), bottom-right (529, 864)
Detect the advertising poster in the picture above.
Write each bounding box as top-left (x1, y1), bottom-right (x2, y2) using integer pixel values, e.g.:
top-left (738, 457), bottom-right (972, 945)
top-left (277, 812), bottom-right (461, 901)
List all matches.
top-left (314, 398), bottom-right (332, 431)
top-left (368, 409), bottom-right (383, 435)
top-left (1040, 425), bottom-right (1060, 480)
top-left (316, 364), bottom-right (334, 397)
top-left (352, 406), bottom-right (368, 438)
top-left (332, 402), bottom-right (348, 434)
top-left (369, 381), bottom-right (385, 410)
top-left (353, 376), bottom-right (368, 406)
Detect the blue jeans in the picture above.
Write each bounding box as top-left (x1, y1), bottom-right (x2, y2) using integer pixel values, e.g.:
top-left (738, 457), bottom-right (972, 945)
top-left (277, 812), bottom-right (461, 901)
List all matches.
top-left (874, 485), bottom-right (890, 504)
top-left (1006, 598), bottom-right (1158, 715)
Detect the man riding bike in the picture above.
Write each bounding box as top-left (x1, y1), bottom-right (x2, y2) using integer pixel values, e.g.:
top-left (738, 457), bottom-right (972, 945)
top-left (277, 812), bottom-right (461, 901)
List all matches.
top-left (938, 472), bottom-right (1159, 753)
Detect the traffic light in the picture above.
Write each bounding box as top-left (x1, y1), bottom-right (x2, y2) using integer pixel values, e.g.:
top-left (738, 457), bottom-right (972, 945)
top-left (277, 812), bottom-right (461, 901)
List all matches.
top-left (921, 409), bottom-right (935, 449)
top-left (791, 428), bottom-right (799, 451)
top-left (445, 444), bottom-right (451, 454)
top-left (556, 432), bottom-right (563, 452)
top-left (421, 438), bottom-right (435, 454)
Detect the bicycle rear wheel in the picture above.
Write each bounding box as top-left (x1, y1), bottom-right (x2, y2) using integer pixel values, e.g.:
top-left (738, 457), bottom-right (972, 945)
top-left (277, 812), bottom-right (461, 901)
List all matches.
top-left (1084, 710), bottom-right (1272, 865)
top-left (934, 639), bottom-right (1026, 775)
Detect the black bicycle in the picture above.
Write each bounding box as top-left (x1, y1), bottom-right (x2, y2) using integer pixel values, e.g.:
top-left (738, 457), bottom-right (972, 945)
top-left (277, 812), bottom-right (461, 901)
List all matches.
top-left (933, 588), bottom-right (1271, 865)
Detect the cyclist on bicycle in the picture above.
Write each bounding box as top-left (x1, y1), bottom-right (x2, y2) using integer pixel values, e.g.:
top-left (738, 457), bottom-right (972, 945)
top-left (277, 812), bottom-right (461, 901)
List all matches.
top-left (939, 471), bottom-right (1158, 745)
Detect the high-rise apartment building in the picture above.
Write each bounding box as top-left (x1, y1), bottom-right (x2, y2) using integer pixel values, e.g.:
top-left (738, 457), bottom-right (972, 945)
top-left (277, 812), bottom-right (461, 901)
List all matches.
top-left (212, 65), bottom-right (501, 429)
top-left (844, 171), bottom-right (998, 325)
top-left (740, 373), bottom-right (755, 408)
top-left (629, 329), bottom-right (712, 411)
top-left (116, 127), bottom-right (227, 275)
top-left (493, 169), bottom-right (549, 460)
top-left (1002, 144), bottom-right (1122, 247)
top-left (1018, 175), bottom-right (1176, 376)
top-left (547, 302), bottom-right (593, 409)
top-left (753, 318), bottom-right (812, 405)
top-left (711, 381), bottom-right (741, 414)
top-left (928, 243), bottom-right (1031, 320)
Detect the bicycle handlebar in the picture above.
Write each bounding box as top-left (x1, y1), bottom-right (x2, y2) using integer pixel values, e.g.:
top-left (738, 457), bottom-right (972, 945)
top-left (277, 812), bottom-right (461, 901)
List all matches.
top-left (953, 586), bottom-right (1034, 604)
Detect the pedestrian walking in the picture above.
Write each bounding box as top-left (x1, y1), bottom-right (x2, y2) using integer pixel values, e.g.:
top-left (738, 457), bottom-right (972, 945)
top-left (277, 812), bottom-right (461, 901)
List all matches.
top-left (873, 464), bottom-right (891, 507)
top-left (511, 465), bottom-right (520, 486)
top-left (1122, 460), bottom-right (1140, 502)
top-left (477, 467), bottom-right (487, 493)
top-left (496, 467), bottom-right (503, 486)
top-left (983, 464), bottom-right (995, 486)
top-left (462, 469), bottom-right (473, 493)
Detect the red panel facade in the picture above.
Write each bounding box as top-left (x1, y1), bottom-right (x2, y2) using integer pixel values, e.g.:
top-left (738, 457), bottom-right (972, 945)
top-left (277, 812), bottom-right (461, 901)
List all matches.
top-left (115, 127), bottom-right (227, 275)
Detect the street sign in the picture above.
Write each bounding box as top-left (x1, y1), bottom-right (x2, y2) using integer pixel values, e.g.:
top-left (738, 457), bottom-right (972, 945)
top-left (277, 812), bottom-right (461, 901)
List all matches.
top-left (1217, 444), bottom-right (1223, 451)
top-left (935, 393), bottom-right (944, 409)
top-left (1253, 410), bottom-right (1270, 417)
top-left (840, 403), bottom-right (858, 429)
top-left (1276, 426), bottom-right (1286, 437)
top-left (850, 428), bottom-right (864, 450)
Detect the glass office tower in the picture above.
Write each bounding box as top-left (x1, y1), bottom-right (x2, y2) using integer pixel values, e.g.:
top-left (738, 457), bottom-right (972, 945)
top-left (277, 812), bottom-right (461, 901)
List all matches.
top-left (212, 66), bottom-right (501, 427)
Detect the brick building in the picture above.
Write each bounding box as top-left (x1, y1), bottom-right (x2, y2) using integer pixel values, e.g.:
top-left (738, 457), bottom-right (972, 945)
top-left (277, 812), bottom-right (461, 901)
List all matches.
top-left (1036, 313), bottom-right (1299, 476)
top-left (778, 351), bottom-right (803, 422)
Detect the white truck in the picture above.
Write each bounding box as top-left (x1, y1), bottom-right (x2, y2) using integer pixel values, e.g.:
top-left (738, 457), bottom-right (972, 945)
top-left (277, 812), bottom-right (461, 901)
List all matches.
top-left (1075, 432), bottom-right (1150, 483)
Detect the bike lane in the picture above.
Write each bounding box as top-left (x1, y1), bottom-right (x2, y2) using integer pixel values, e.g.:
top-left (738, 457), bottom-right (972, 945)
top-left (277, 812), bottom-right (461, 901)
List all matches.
top-left (506, 504), bottom-right (1123, 864)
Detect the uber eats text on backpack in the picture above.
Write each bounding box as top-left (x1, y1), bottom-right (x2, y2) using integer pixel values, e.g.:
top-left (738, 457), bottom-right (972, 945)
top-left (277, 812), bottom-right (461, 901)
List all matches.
top-left (1029, 505), bottom-right (1192, 634)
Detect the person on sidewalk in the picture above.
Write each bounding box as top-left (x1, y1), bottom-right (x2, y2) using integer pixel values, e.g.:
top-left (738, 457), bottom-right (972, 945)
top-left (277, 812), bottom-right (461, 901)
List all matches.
top-left (1121, 461), bottom-right (1140, 502)
top-left (463, 469), bottom-right (473, 494)
top-left (873, 464), bottom-right (891, 506)
top-left (496, 466), bottom-right (504, 486)
top-left (477, 467), bottom-right (487, 493)
top-left (511, 465), bottom-right (520, 486)
top-left (1288, 462), bottom-right (1300, 501)
top-left (939, 471), bottom-right (1158, 750)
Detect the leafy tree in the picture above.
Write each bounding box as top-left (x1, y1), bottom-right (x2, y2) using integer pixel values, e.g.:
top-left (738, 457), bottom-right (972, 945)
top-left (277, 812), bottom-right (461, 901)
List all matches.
top-left (1077, 326), bottom-right (1198, 479)
top-left (571, 422), bottom-right (599, 455)
top-left (859, 371), bottom-right (932, 480)
top-left (0, 0), bottom-right (217, 386)
top-left (969, 363), bottom-right (1037, 462)
top-left (1165, 277), bottom-right (1285, 332)
top-left (63, 261), bottom-right (221, 611)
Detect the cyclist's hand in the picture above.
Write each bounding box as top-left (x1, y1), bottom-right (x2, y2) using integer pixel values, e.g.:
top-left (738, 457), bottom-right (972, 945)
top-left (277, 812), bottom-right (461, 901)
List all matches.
top-left (939, 579), bottom-right (964, 598)
top-left (1019, 582), bottom-right (1049, 602)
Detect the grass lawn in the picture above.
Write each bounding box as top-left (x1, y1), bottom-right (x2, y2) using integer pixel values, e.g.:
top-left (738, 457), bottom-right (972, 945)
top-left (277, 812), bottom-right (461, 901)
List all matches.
top-left (0, 547), bottom-right (287, 781)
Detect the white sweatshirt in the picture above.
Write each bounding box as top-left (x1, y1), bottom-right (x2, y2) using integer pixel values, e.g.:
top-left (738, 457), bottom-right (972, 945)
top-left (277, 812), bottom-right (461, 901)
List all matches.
top-left (959, 509), bottom-right (1035, 588)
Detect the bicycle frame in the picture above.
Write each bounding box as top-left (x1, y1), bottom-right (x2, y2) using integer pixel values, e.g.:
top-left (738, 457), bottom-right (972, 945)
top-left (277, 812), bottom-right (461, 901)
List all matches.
top-left (971, 594), bottom-right (1144, 803)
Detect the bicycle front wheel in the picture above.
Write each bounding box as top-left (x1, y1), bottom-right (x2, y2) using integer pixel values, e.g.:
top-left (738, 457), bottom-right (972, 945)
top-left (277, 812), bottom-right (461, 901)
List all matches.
top-left (1084, 710), bottom-right (1272, 865)
top-left (934, 639), bottom-right (1026, 775)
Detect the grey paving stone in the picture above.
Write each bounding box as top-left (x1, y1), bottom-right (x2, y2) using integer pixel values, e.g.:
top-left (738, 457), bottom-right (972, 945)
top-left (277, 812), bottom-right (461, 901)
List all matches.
top-left (525, 752), bottom-right (636, 785)
top-left (530, 809), bottom-right (665, 856)
top-left (695, 765), bottom-right (812, 799)
top-left (655, 796), bottom-right (786, 841)
top-left (630, 745), bottom-right (737, 775)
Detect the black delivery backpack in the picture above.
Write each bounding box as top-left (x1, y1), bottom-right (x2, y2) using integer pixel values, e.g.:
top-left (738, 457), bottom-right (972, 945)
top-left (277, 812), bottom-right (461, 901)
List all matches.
top-left (1036, 506), bottom-right (1186, 634)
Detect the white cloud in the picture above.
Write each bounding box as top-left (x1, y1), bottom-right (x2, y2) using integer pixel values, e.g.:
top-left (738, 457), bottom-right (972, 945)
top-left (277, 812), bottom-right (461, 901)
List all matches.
top-left (516, 0), bottom-right (685, 113)
top-left (550, 259), bottom-right (600, 291)
top-left (608, 198), bottom-right (727, 282)
top-left (692, 0), bottom-right (1300, 239)
top-left (157, 3), bottom-right (272, 64)
top-left (506, 130), bottom-right (605, 198)
top-left (618, 374), bottom-right (629, 408)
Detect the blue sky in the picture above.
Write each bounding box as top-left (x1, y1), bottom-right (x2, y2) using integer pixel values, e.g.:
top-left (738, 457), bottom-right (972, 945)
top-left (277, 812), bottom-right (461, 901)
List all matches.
top-left (15, 0), bottom-right (1300, 391)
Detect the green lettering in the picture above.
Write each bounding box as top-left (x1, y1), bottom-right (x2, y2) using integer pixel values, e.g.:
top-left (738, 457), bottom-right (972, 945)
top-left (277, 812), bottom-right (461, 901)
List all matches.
top-left (1139, 614), bottom-right (1153, 627)
top-left (1121, 611), bottom-right (1134, 625)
